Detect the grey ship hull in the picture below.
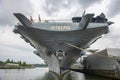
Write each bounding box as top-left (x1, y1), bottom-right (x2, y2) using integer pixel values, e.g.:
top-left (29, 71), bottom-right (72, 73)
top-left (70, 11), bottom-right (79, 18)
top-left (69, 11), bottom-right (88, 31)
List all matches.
top-left (13, 13), bottom-right (111, 74)
top-left (14, 25), bottom-right (108, 74)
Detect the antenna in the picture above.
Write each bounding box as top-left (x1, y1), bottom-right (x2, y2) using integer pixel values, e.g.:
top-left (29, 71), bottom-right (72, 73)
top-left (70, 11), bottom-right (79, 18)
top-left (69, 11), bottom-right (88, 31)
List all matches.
top-left (30, 16), bottom-right (34, 22)
top-left (82, 10), bottom-right (86, 17)
top-left (38, 14), bottom-right (41, 22)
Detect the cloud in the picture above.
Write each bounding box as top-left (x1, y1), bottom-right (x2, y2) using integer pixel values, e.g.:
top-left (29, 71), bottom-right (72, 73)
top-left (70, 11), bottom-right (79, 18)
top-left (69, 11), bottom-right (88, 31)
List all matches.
top-left (107, 0), bottom-right (120, 18)
top-left (42, 0), bottom-right (103, 16)
top-left (42, 0), bottom-right (74, 16)
top-left (0, 26), bottom-right (34, 52)
top-left (0, 0), bottom-right (33, 26)
top-left (78, 0), bottom-right (103, 9)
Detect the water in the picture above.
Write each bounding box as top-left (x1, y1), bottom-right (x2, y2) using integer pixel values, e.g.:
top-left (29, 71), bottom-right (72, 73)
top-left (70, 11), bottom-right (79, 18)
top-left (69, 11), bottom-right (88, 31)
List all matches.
top-left (0, 68), bottom-right (48, 80)
top-left (0, 68), bottom-right (113, 80)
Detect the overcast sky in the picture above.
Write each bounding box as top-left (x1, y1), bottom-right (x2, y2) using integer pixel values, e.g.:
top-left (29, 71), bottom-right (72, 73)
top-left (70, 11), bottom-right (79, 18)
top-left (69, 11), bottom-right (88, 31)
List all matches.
top-left (0, 0), bottom-right (120, 63)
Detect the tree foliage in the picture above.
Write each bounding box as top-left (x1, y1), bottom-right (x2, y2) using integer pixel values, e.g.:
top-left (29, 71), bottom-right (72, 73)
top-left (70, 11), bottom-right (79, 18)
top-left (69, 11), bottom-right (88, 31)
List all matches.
top-left (5, 59), bottom-right (27, 66)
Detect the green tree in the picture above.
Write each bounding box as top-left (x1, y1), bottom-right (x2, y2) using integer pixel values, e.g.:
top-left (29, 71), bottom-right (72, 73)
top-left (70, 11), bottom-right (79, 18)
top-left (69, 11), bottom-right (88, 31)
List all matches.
top-left (18, 61), bottom-right (22, 66)
top-left (11, 60), bottom-right (13, 63)
top-left (0, 61), bottom-right (4, 65)
top-left (22, 62), bottom-right (26, 66)
top-left (6, 59), bottom-right (10, 63)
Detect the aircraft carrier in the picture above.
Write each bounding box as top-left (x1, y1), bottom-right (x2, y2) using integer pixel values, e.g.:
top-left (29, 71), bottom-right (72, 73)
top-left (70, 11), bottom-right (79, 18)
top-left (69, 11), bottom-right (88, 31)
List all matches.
top-left (13, 12), bottom-right (113, 75)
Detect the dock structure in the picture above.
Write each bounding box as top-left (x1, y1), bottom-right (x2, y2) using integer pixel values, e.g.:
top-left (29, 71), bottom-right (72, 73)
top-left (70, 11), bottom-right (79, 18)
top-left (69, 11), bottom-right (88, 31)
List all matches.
top-left (69, 48), bottom-right (120, 79)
